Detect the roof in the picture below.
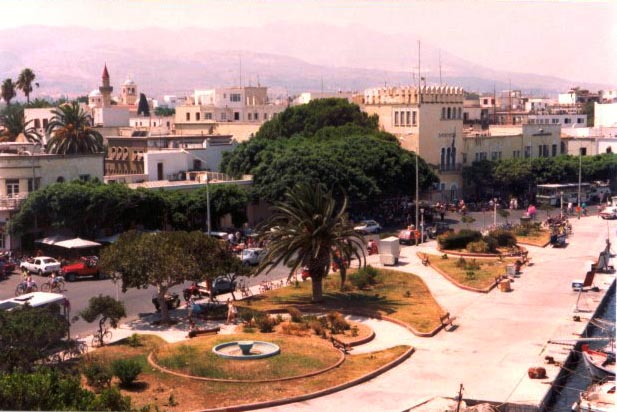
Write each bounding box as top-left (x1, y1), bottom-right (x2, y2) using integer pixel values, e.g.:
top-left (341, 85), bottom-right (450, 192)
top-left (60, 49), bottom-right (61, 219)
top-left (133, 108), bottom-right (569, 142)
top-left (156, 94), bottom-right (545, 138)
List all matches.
top-left (123, 78), bottom-right (136, 86)
top-left (89, 89), bottom-right (102, 97)
top-left (102, 64), bottom-right (110, 79)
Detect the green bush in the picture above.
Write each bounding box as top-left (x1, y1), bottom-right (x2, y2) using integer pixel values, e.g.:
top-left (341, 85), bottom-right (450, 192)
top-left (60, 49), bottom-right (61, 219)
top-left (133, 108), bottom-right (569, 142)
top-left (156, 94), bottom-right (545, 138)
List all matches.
top-left (466, 258), bottom-right (481, 270)
top-left (488, 229), bottom-right (517, 247)
top-left (111, 359), bottom-right (142, 386)
top-left (455, 257), bottom-right (466, 268)
top-left (255, 314), bottom-right (276, 333)
top-left (88, 387), bottom-right (132, 412)
top-left (82, 362), bottom-right (112, 391)
top-left (238, 308), bottom-right (258, 325)
top-left (127, 334), bottom-right (141, 348)
top-left (466, 240), bottom-right (489, 253)
top-left (483, 235), bottom-right (499, 253)
top-left (287, 307), bottom-right (303, 323)
top-left (438, 230), bottom-right (482, 250)
top-left (351, 265), bottom-right (379, 290)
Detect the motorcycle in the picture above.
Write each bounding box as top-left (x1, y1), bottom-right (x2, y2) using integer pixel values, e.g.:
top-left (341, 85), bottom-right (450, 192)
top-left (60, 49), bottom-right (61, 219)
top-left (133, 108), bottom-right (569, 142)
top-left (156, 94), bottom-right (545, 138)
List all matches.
top-left (152, 292), bottom-right (181, 312)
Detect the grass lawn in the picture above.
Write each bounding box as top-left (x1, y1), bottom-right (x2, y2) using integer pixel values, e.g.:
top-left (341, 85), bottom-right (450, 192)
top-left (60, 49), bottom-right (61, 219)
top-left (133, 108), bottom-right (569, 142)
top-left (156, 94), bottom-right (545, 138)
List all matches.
top-left (428, 255), bottom-right (514, 290)
top-left (238, 269), bottom-right (444, 333)
top-left (85, 335), bottom-right (408, 411)
top-left (516, 229), bottom-right (551, 246)
top-left (154, 333), bottom-right (342, 380)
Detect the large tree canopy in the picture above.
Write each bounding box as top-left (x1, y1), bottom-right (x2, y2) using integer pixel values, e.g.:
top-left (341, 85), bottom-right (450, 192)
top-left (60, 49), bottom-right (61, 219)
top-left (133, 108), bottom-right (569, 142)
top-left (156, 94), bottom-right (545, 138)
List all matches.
top-left (222, 99), bottom-right (437, 203)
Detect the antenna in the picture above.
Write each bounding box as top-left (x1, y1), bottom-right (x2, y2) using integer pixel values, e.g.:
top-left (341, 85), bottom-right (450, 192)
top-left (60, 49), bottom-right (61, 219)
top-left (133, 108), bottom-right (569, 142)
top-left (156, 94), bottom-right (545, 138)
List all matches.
top-left (439, 49), bottom-right (442, 86)
top-left (239, 54), bottom-right (242, 87)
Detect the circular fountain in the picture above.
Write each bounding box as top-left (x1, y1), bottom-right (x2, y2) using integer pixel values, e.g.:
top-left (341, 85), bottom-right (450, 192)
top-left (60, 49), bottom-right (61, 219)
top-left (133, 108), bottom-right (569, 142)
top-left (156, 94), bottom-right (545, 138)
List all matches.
top-left (212, 340), bottom-right (280, 360)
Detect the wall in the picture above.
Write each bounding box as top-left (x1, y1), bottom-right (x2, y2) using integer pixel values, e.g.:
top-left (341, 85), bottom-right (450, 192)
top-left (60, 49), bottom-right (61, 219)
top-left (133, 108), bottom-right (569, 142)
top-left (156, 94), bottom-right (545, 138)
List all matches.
top-left (595, 103), bottom-right (617, 127)
top-left (93, 107), bottom-right (130, 127)
top-left (24, 108), bottom-right (54, 136)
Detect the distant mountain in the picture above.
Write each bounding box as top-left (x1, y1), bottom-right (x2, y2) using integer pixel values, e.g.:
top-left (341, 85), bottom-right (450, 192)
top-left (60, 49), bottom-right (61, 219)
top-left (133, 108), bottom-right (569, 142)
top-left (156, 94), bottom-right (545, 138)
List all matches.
top-left (0, 25), bottom-right (609, 100)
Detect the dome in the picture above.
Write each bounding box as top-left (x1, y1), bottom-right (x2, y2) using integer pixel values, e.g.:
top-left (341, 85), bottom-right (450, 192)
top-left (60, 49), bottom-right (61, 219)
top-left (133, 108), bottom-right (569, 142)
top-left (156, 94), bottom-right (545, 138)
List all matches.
top-left (123, 78), bottom-right (136, 86)
top-left (89, 89), bottom-right (102, 97)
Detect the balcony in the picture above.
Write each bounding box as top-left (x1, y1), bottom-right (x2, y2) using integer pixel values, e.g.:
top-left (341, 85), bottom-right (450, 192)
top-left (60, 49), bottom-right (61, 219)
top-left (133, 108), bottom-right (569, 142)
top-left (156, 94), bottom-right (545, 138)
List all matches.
top-left (438, 163), bottom-right (463, 173)
top-left (0, 193), bottom-right (28, 211)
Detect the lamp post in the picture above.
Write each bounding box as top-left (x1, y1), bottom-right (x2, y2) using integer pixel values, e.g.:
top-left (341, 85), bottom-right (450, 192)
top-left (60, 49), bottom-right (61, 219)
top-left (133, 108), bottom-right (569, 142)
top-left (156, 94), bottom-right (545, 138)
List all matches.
top-left (493, 198), bottom-right (497, 227)
top-left (415, 152), bottom-right (419, 230)
top-left (560, 191), bottom-right (564, 218)
top-left (420, 208), bottom-right (425, 244)
top-left (578, 143), bottom-right (582, 219)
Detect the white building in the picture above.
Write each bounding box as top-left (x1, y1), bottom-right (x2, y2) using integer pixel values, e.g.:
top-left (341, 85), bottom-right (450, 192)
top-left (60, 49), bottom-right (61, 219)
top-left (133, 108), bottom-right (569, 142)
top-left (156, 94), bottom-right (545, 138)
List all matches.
top-left (293, 91), bottom-right (355, 105)
top-left (595, 102), bottom-right (617, 127)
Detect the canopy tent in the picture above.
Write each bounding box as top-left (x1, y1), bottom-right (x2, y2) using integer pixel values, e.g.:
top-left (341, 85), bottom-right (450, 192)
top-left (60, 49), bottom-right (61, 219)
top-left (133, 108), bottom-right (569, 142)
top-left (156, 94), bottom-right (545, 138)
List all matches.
top-left (54, 237), bottom-right (101, 249)
top-left (35, 235), bottom-right (70, 246)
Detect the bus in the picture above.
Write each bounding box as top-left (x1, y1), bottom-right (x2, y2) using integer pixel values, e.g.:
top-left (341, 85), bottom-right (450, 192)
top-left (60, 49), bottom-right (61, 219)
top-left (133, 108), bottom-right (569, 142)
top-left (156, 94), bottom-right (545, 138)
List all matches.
top-left (536, 183), bottom-right (591, 206)
top-left (0, 292), bottom-right (69, 320)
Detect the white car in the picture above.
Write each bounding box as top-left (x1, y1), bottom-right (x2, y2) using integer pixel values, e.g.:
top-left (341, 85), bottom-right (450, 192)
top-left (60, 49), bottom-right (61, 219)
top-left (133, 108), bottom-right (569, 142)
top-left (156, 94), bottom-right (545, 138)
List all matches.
top-left (354, 220), bottom-right (382, 234)
top-left (20, 256), bottom-right (61, 275)
top-left (241, 248), bottom-right (266, 266)
top-left (600, 206), bottom-right (617, 220)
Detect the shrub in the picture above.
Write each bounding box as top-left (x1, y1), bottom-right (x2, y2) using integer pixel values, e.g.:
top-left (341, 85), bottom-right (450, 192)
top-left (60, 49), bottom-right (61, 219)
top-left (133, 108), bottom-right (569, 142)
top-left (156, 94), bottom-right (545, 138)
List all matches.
top-left (82, 361), bottom-right (112, 391)
top-left (455, 257), bottom-right (466, 268)
top-left (127, 334), bottom-right (141, 348)
top-left (441, 253), bottom-right (448, 259)
top-left (465, 270), bottom-right (477, 280)
top-left (466, 259), bottom-right (480, 271)
top-left (111, 359), bottom-right (142, 386)
top-left (483, 235), bottom-right (498, 253)
top-left (281, 321), bottom-right (310, 336)
top-left (239, 308), bottom-right (258, 325)
top-left (326, 311), bottom-right (350, 334)
top-left (255, 314), bottom-right (276, 333)
top-left (467, 240), bottom-right (489, 253)
top-left (351, 265), bottom-right (379, 290)
top-left (438, 230), bottom-right (482, 250)
top-left (88, 387), bottom-right (131, 412)
top-left (287, 307), bottom-right (303, 323)
top-left (309, 319), bottom-right (324, 336)
top-left (488, 229), bottom-right (517, 247)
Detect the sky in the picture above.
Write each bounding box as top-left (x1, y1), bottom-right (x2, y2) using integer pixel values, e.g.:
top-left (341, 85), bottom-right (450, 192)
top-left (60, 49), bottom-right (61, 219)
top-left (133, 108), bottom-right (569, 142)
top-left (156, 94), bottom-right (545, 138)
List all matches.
top-left (2, 0), bottom-right (616, 84)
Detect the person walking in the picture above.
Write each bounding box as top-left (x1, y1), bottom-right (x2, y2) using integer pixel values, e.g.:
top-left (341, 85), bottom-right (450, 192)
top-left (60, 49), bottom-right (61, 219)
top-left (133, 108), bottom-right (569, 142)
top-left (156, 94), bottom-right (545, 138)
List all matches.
top-left (226, 298), bottom-right (237, 324)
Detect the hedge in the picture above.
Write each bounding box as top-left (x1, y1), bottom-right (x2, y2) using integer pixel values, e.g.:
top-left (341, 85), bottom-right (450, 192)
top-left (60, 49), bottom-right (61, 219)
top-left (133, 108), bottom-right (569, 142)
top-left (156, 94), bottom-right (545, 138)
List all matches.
top-left (438, 229), bottom-right (482, 250)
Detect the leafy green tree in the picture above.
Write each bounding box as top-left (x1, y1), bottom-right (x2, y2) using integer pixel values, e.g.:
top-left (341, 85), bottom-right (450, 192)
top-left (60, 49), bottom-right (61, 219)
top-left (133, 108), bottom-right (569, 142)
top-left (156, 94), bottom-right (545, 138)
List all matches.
top-left (16, 68), bottom-right (38, 104)
top-left (154, 106), bottom-right (175, 116)
top-left (1, 78), bottom-right (16, 105)
top-left (46, 101), bottom-right (104, 154)
top-left (462, 160), bottom-right (495, 200)
top-left (0, 305), bottom-right (69, 372)
top-left (257, 183), bottom-right (366, 301)
top-left (0, 106), bottom-right (41, 143)
top-left (137, 93), bottom-right (150, 116)
top-left (497, 208), bottom-right (510, 223)
top-left (100, 231), bottom-right (242, 324)
top-left (78, 295), bottom-right (126, 347)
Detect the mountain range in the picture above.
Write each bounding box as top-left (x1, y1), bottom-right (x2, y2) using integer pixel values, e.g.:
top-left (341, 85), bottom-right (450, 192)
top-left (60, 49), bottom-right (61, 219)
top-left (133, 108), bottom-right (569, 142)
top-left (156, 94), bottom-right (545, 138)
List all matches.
top-left (0, 24), bottom-right (609, 100)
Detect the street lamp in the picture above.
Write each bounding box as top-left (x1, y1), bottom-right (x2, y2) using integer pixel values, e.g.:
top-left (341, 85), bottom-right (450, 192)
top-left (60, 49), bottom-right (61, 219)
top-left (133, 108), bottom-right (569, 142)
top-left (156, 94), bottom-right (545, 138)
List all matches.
top-left (493, 198), bottom-right (498, 227)
top-left (181, 148), bottom-right (211, 235)
top-left (578, 143), bottom-right (582, 220)
top-left (560, 191), bottom-right (564, 218)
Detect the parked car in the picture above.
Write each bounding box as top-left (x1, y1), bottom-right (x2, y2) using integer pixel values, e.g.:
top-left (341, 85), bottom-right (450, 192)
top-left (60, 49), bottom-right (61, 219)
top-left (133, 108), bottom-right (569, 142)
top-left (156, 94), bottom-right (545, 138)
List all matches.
top-left (0, 257), bottom-right (16, 276)
top-left (198, 276), bottom-right (237, 297)
top-left (20, 257), bottom-right (61, 275)
top-left (60, 256), bottom-right (102, 282)
top-left (398, 228), bottom-right (429, 245)
top-left (354, 220), bottom-right (382, 234)
top-left (599, 206), bottom-right (617, 220)
top-left (428, 222), bottom-right (453, 239)
top-left (241, 248), bottom-right (265, 266)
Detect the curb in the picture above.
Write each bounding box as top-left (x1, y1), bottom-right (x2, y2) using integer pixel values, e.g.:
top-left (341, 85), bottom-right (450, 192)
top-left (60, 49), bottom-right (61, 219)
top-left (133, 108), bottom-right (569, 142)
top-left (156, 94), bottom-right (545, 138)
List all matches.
top-left (416, 252), bottom-right (498, 294)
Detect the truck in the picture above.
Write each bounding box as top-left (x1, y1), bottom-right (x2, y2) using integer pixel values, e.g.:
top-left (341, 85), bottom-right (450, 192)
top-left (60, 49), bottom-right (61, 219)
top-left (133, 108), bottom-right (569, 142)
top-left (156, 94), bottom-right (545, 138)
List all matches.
top-left (20, 256), bottom-right (61, 276)
top-left (60, 256), bottom-right (102, 282)
top-left (379, 236), bottom-right (401, 266)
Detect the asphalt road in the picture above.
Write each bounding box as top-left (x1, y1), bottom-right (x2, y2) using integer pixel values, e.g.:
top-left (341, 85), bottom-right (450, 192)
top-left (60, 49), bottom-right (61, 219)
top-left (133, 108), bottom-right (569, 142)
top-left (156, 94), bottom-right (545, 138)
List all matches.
top-left (0, 261), bottom-right (290, 338)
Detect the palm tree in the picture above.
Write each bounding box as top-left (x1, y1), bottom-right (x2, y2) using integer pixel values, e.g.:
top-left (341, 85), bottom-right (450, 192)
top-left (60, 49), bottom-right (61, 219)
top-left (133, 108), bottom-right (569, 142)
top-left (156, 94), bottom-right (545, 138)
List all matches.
top-left (0, 107), bottom-right (41, 143)
top-left (16, 68), bottom-right (38, 104)
top-left (1, 78), bottom-right (16, 105)
top-left (46, 102), bottom-right (104, 154)
top-left (257, 183), bottom-right (366, 302)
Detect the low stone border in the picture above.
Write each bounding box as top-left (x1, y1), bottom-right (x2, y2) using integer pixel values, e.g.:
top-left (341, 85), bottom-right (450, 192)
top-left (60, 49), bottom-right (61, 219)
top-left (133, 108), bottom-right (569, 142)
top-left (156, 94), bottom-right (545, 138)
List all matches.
top-left (416, 252), bottom-right (499, 294)
top-left (148, 341), bottom-right (345, 384)
top-left (195, 344), bottom-right (414, 412)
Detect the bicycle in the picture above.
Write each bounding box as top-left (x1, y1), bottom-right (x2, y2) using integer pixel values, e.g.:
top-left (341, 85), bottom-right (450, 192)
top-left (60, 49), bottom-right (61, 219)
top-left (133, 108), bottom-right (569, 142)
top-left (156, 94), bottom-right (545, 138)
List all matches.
top-left (15, 281), bottom-right (38, 296)
top-left (41, 278), bottom-right (65, 293)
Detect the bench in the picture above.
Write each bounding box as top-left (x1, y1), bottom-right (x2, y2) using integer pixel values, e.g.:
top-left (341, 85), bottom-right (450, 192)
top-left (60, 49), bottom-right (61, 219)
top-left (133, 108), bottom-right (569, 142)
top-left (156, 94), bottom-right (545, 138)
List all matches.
top-left (439, 312), bottom-right (457, 331)
top-left (330, 336), bottom-right (352, 354)
top-left (421, 254), bottom-right (430, 266)
top-left (188, 326), bottom-right (220, 338)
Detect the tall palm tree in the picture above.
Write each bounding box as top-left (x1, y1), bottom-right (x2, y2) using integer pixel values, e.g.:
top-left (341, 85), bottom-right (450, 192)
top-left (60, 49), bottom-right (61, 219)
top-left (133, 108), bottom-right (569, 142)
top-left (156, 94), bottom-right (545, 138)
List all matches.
top-left (258, 183), bottom-right (366, 302)
top-left (1, 78), bottom-right (16, 105)
top-left (46, 102), bottom-right (104, 154)
top-left (16, 68), bottom-right (38, 104)
top-left (0, 107), bottom-right (41, 143)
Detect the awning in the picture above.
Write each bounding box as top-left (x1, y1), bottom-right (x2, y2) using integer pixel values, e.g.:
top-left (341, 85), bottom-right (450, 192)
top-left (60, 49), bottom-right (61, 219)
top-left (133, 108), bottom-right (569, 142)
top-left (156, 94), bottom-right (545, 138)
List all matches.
top-left (54, 237), bottom-right (101, 249)
top-left (35, 235), bottom-right (70, 245)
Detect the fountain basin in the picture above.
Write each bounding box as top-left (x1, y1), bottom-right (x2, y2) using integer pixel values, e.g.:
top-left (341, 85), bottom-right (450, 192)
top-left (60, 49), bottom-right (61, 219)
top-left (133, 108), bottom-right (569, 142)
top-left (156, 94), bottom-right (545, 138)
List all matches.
top-left (212, 341), bottom-right (280, 360)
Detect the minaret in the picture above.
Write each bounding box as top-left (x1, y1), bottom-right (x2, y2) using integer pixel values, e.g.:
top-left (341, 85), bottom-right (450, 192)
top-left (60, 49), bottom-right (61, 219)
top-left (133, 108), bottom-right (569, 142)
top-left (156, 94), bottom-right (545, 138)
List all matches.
top-left (99, 64), bottom-right (113, 107)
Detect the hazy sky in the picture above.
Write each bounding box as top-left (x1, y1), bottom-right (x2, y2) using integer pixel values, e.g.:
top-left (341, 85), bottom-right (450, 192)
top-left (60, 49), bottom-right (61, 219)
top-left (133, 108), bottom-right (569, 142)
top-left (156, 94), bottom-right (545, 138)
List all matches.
top-left (2, 0), bottom-right (616, 84)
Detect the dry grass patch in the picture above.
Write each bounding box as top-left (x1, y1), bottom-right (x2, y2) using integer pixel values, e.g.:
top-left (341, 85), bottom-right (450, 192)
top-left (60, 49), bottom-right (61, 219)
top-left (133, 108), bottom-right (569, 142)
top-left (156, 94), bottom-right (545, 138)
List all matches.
top-left (84, 335), bottom-right (408, 411)
top-left (154, 332), bottom-right (341, 380)
top-left (238, 268), bottom-right (444, 333)
top-left (516, 230), bottom-right (551, 246)
top-left (430, 255), bottom-right (513, 290)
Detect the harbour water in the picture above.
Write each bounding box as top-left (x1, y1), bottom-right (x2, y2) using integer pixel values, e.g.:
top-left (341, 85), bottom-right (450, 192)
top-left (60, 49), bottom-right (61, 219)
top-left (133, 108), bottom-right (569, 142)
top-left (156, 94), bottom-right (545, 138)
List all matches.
top-left (547, 285), bottom-right (616, 412)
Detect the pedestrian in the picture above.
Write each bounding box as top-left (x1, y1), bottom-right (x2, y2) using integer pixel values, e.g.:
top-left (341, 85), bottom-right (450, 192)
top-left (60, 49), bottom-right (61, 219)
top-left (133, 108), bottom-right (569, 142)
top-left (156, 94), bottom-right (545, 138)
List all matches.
top-left (226, 298), bottom-right (237, 324)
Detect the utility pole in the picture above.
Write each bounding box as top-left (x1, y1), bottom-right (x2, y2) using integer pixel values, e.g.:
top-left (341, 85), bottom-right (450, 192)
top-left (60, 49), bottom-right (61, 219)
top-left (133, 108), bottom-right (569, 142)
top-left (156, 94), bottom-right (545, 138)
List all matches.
top-left (415, 39), bottom-right (421, 229)
top-left (455, 384), bottom-right (464, 412)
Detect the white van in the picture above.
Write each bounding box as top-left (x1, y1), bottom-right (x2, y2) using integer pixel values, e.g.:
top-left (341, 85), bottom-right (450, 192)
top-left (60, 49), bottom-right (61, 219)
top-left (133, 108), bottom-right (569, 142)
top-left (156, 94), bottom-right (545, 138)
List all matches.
top-left (0, 292), bottom-right (69, 319)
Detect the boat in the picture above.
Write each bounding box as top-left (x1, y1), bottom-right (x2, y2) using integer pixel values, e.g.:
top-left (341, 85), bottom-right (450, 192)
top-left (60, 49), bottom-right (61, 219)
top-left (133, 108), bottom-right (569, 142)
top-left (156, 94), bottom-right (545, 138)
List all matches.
top-left (582, 344), bottom-right (616, 381)
top-left (572, 381), bottom-right (616, 412)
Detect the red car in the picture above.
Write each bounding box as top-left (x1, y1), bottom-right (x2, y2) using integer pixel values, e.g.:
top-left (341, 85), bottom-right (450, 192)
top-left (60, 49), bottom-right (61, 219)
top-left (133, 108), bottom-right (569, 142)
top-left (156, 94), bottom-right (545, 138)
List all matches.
top-left (0, 257), bottom-right (16, 276)
top-left (61, 256), bottom-right (102, 282)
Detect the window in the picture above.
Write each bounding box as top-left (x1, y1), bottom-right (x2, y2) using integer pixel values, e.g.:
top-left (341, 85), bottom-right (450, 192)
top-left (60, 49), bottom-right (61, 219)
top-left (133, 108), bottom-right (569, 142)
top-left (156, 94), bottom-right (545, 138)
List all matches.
top-left (186, 112), bottom-right (190, 121)
top-left (34, 119), bottom-right (41, 128)
top-left (57, 176), bottom-right (65, 183)
top-left (6, 179), bottom-right (19, 197)
top-left (561, 141), bottom-right (566, 154)
top-left (442, 107), bottom-right (446, 119)
top-left (230, 93), bottom-right (241, 102)
top-left (552, 144), bottom-right (557, 157)
top-left (27, 178), bottom-right (40, 192)
top-left (447, 107), bottom-right (451, 119)
top-left (234, 112), bottom-right (240, 121)
top-left (577, 118), bottom-right (585, 124)
top-left (564, 118), bottom-right (571, 124)
top-left (204, 112), bottom-right (212, 120)
top-left (248, 113), bottom-right (252, 121)
top-left (529, 119), bottom-right (536, 124)
top-left (524, 146), bottom-right (531, 158)
top-left (483, 99), bottom-right (488, 105)
top-left (538, 145), bottom-right (543, 157)
top-left (79, 174), bottom-right (90, 182)
top-left (458, 108), bottom-right (462, 119)
top-left (580, 147), bottom-right (587, 156)
top-left (43, 119), bottom-right (48, 128)
top-left (412, 111), bottom-right (417, 126)
top-left (513, 150), bottom-right (520, 158)
top-left (220, 113), bottom-right (226, 121)
top-left (196, 112), bottom-right (200, 121)
top-left (166, 121), bottom-right (170, 127)
top-left (254, 112), bottom-right (259, 120)
top-left (406, 111), bottom-right (410, 126)
top-left (394, 111), bottom-right (399, 126)
top-left (264, 113), bottom-right (269, 120)
top-left (543, 145), bottom-right (549, 157)
top-left (552, 118), bottom-right (559, 124)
